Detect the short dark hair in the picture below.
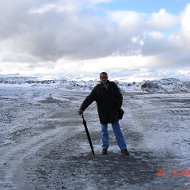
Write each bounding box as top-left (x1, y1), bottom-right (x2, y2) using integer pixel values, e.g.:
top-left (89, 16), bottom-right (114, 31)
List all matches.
top-left (100, 72), bottom-right (108, 76)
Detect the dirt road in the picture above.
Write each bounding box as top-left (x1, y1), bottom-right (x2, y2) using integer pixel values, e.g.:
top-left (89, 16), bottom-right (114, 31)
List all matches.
top-left (0, 88), bottom-right (190, 190)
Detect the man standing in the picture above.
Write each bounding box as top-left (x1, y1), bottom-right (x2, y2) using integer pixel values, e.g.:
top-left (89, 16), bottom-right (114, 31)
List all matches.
top-left (78, 72), bottom-right (129, 155)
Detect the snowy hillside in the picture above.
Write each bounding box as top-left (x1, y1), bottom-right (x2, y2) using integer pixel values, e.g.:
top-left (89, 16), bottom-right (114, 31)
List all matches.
top-left (141, 78), bottom-right (190, 93)
top-left (0, 76), bottom-right (190, 93)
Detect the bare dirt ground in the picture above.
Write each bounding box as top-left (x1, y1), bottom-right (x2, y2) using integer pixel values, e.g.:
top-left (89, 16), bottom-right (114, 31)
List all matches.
top-left (0, 87), bottom-right (190, 190)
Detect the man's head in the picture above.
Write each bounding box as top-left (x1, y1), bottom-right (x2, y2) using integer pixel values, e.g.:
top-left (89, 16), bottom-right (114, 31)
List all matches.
top-left (100, 72), bottom-right (108, 85)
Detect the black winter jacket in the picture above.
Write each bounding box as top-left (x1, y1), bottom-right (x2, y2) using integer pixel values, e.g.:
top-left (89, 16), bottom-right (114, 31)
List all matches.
top-left (80, 80), bottom-right (123, 124)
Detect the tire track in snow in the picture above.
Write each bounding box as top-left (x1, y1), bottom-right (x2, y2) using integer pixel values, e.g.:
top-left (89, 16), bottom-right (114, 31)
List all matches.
top-left (0, 126), bottom-right (81, 188)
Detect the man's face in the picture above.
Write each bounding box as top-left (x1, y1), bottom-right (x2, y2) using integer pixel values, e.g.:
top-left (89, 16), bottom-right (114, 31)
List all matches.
top-left (100, 74), bottom-right (108, 85)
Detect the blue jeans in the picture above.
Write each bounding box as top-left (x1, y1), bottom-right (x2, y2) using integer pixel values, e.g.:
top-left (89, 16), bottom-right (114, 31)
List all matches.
top-left (101, 121), bottom-right (127, 151)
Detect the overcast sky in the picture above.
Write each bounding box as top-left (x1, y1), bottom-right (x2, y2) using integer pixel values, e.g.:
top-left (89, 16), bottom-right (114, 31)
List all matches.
top-left (0, 0), bottom-right (190, 81)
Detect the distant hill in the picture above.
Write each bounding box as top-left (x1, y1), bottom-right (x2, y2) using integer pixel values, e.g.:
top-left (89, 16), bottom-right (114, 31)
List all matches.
top-left (0, 76), bottom-right (190, 93)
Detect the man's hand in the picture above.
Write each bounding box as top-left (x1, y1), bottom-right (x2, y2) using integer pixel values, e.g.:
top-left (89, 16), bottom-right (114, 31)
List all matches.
top-left (78, 109), bottom-right (84, 115)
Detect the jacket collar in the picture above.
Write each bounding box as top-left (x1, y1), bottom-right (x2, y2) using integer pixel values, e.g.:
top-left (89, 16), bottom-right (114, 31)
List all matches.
top-left (100, 80), bottom-right (109, 85)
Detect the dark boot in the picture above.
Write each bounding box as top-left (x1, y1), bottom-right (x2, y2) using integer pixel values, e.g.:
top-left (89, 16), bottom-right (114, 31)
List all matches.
top-left (121, 149), bottom-right (129, 156)
top-left (102, 149), bottom-right (107, 155)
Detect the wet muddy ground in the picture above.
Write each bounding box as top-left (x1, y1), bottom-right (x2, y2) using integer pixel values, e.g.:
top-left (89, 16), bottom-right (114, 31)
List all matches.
top-left (0, 87), bottom-right (190, 190)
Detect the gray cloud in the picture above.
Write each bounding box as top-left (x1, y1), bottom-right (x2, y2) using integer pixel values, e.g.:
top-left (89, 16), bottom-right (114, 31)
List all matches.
top-left (0, 0), bottom-right (190, 79)
top-left (0, 0), bottom-right (145, 61)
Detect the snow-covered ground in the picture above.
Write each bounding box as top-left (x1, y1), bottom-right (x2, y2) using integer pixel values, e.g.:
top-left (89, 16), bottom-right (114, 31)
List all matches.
top-left (0, 78), bottom-right (190, 190)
